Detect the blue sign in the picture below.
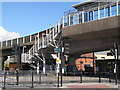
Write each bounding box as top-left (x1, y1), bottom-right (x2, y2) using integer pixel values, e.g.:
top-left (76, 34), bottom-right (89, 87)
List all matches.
top-left (54, 48), bottom-right (62, 53)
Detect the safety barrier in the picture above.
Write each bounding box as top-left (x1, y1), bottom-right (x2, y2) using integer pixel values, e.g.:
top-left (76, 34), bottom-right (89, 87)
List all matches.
top-left (0, 71), bottom-right (117, 89)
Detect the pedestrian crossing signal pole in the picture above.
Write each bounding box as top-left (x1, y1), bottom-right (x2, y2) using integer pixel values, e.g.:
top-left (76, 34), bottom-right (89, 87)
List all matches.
top-left (114, 43), bottom-right (119, 85)
top-left (56, 47), bottom-right (61, 76)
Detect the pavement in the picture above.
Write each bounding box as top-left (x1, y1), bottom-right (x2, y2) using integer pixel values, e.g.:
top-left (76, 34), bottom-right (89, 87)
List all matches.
top-left (0, 82), bottom-right (118, 89)
top-left (62, 83), bottom-right (118, 88)
top-left (0, 75), bottom-right (119, 90)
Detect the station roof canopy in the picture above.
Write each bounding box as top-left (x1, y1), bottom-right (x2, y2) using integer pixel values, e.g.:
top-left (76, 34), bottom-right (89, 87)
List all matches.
top-left (72, 0), bottom-right (92, 8)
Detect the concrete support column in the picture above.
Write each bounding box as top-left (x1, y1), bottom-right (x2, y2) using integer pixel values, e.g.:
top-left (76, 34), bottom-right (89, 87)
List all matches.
top-left (17, 38), bottom-right (19, 44)
top-left (0, 56), bottom-right (7, 72)
top-left (42, 53), bottom-right (46, 74)
top-left (6, 41), bottom-right (7, 47)
top-left (66, 55), bottom-right (78, 72)
top-left (0, 56), bottom-right (2, 72)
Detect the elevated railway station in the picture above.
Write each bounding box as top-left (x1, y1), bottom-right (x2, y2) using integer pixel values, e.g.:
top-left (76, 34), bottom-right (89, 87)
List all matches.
top-left (0, 1), bottom-right (120, 77)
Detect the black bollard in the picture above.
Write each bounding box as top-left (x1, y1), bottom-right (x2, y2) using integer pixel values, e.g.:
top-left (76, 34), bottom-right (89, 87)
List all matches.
top-left (57, 73), bottom-right (59, 87)
top-left (16, 73), bottom-right (19, 85)
top-left (60, 73), bottom-right (62, 87)
top-left (99, 71), bottom-right (101, 83)
top-left (80, 70), bottom-right (82, 83)
top-left (31, 71), bottom-right (34, 88)
top-left (39, 71), bottom-right (41, 84)
top-left (109, 71), bottom-right (111, 83)
top-left (2, 72), bottom-right (6, 89)
top-left (16, 69), bottom-right (19, 85)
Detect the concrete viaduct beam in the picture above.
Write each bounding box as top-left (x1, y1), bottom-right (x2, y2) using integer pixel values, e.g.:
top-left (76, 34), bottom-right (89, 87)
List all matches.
top-left (62, 15), bottom-right (120, 55)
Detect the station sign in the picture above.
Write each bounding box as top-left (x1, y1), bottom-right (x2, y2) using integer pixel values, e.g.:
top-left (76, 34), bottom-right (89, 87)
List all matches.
top-left (54, 48), bottom-right (62, 53)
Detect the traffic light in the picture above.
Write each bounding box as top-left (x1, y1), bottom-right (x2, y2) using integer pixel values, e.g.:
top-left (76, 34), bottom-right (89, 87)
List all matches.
top-left (64, 43), bottom-right (69, 55)
top-left (12, 45), bottom-right (18, 55)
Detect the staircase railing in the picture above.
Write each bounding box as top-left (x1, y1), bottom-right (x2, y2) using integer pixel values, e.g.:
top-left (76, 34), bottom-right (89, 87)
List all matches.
top-left (22, 22), bottom-right (61, 63)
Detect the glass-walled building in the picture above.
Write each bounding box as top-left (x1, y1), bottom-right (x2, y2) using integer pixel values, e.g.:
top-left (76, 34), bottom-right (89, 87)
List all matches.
top-left (63, 1), bottom-right (120, 27)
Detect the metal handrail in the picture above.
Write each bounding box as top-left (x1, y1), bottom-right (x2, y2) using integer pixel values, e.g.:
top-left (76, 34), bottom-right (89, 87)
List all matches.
top-left (23, 22), bottom-right (61, 63)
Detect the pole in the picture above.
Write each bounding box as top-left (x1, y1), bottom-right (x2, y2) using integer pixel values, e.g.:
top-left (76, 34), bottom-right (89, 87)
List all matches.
top-left (42, 53), bottom-right (46, 75)
top-left (115, 50), bottom-right (118, 85)
top-left (56, 52), bottom-right (60, 76)
top-left (60, 65), bottom-right (62, 87)
top-left (16, 69), bottom-right (19, 85)
top-left (57, 73), bottom-right (59, 87)
top-left (109, 71), bottom-right (111, 83)
top-left (93, 52), bottom-right (95, 74)
top-left (39, 71), bottom-right (41, 84)
top-left (80, 63), bottom-right (82, 83)
top-left (37, 61), bottom-right (39, 74)
top-left (99, 68), bottom-right (101, 83)
top-left (80, 70), bottom-right (82, 83)
top-left (2, 72), bottom-right (6, 89)
top-left (114, 43), bottom-right (118, 85)
top-left (31, 71), bottom-right (34, 88)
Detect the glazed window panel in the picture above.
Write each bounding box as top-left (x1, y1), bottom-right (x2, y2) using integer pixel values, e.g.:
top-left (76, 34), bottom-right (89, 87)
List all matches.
top-left (89, 11), bottom-right (93, 21)
top-left (73, 14), bottom-right (77, 25)
top-left (94, 10), bottom-right (98, 20)
top-left (118, 4), bottom-right (120, 14)
top-left (105, 7), bottom-right (110, 17)
top-left (7, 40), bottom-right (11, 46)
top-left (18, 38), bottom-right (23, 45)
top-left (100, 8), bottom-right (104, 19)
top-left (79, 12), bottom-right (82, 23)
top-left (84, 12), bottom-right (88, 22)
top-left (2, 41), bottom-right (6, 47)
top-left (64, 16), bottom-right (69, 26)
top-left (111, 5), bottom-right (117, 16)
top-left (13, 39), bottom-right (17, 45)
top-left (70, 15), bottom-right (73, 25)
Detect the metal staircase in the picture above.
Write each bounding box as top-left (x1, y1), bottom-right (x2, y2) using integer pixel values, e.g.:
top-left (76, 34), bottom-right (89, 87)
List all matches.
top-left (22, 22), bottom-right (62, 64)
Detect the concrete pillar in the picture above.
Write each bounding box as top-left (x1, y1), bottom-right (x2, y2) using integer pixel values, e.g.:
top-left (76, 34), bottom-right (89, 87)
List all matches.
top-left (0, 56), bottom-right (7, 72)
top-left (67, 55), bottom-right (79, 72)
top-left (0, 56), bottom-right (2, 72)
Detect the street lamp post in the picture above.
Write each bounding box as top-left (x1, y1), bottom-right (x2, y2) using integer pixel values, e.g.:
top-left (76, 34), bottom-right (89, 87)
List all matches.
top-left (114, 43), bottom-right (119, 85)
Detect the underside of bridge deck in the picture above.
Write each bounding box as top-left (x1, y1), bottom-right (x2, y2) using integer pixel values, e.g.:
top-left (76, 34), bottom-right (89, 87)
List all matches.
top-left (62, 15), bottom-right (120, 55)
